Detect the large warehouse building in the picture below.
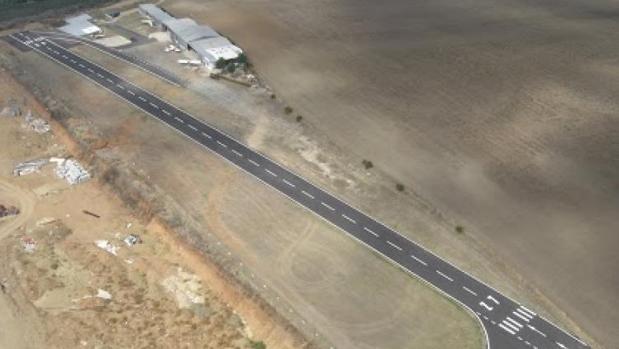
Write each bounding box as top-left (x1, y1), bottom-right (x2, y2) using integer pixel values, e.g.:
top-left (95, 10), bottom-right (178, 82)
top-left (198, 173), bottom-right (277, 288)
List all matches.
top-left (139, 4), bottom-right (243, 68)
top-left (138, 4), bottom-right (174, 29)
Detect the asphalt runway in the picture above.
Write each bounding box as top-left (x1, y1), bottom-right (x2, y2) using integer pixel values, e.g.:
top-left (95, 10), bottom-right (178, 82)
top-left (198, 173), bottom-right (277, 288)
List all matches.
top-left (8, 31), bottom-right (590, 349)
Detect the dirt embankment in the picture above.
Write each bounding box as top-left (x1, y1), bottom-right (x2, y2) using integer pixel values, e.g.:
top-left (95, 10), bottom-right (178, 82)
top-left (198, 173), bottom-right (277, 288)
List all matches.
top-left (0, 66), bottom-right (314, 349)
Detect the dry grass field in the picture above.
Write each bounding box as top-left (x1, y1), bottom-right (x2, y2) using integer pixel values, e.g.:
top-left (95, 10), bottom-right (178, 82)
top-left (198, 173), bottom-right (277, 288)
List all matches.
top-left (160, 0), bottom-right (619, 347)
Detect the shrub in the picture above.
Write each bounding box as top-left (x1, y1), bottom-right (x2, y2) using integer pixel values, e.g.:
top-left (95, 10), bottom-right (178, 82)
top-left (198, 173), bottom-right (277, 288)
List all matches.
top-left (215, 58), bottom-right (226, 69)
top-left (250, 340), bottom-right (266, 349)
top-left (237, 53), bottom-right (248, 64)
top-left (270, 94), bottom-right (276, 99)
top-left (362, 159), bottom-right (373, 169)
top-left (455, 225), bottom-right (464, 234)
top-left (284, 106), bottom-right (293, 114)
top-left (226, 63), bottom-right (236, 73)
top-left (395, 183), bottom-right (405, 192)
top-left (296, 115), bottom-right (303, 122)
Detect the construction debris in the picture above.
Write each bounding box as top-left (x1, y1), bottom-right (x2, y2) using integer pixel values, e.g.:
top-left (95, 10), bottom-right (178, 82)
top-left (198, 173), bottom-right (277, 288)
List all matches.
top-left (0, 204), bottom-right (20, 218)
top-left (51, 158), bottom-right (90, 185)
top-left (36, 217), bottom-right (58, 226)
top-left (94, 240), bottom-right (119, 256)
top-left (123, 234), bottom-right (142, 246)
top-left (23, 110), bottom-right (50, 134)
top-left (13, 158), bottom-right (49, 176)
top-left (96, 289), bottom-right (112, 300)
top-left (21, 236), bottom-right (37, 253)
top-left (0, 101), bottom-right (21, 117)
top-left (82, 210), bottom-right (100, 218)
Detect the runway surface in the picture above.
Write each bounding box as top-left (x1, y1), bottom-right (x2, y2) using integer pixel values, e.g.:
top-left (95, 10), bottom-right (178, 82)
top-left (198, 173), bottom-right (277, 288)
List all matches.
top-left (8, 31), bottom-right (590, 349)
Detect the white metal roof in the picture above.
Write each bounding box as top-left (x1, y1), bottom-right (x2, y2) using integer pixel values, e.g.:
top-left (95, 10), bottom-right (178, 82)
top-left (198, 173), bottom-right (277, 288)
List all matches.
top-left (139, 4), bottom-right (173, 23)
top-left (164, 18), bottom-right (219, 43)
top-left (58, 14), bottom-right (102, 36)
top-left (190, 37), bottom-right (243, 61)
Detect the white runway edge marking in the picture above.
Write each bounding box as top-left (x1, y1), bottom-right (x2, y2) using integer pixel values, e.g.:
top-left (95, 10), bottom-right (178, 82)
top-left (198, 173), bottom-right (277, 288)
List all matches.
top-left (265, 169), bottom-right (277, 177)
top-left (363, 226), bottom-right (379, 237)
top-left (386, 240), bottom-right (402, 251)
top-left (436, 270), bottom-right (454, 282)
top-left (526, 324), bottom-right (547, 338)
top-left (462, 286), bottom-right (478, 296)
top-left (248, 159), bottom-right (260, 167)
top-left (410, 253), bottom-right (428, 266)
top-left (321, 201), bottom-right (335, 210)
top-left (174, 117), bottom-right (184, 123)
top-left (216, 140), bottom-right (228, 148)
top-left (201, 132), bottom-right (212, 139)
top-left (162, 109), bottom-right (170, 115)
top-left (341, 214), bottom-right (356, 224)
top-left (232, 149), bottom-right (243, 157)
top-left (188, 124), bottom-right (198, 131)
top-left (282, 179), bottom-right (295, 187)
top-left (499, 323), bottom-right (516, 335)
top-left (302, 190), bottom-right (315, 199)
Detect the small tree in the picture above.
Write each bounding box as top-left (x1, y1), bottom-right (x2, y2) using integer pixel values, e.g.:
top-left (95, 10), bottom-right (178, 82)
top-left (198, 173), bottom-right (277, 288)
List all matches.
top-left (455, 225), bottom-right (464, 234)
top-left (284, 106), bottom-right (293, 114)
top-left (296, 115), bottom-right (303, 122)
top-left (237, 53), bottom-right (248, 64)
top-left (215, 58), bottom-right (226, 69)
top-left (362, 159), bottom-right (373, 169)
top-left (395, 183), bottom-right (405, 192)
top-left (226, 63), bottom-right (236, 73)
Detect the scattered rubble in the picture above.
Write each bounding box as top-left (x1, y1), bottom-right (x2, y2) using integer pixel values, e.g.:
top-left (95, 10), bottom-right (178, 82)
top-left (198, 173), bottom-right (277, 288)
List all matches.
top-left (95, 289), bottom-right (112, 300)
top-left (94, 240), bottom-right (119, 256)
top-left (0, 204), bottom-right (20, 218)
top-left (23, 110), bottom-right (50, 134)
top-left (0, 101), bottom-right (21, 117)
top-left (51, 158), bottom-right (90, 185)
top-left (161, 268), bottom-right (205, 308)
top-left (13, 158), bottom-right (49, 176)
top-left (36, 217), bottom-right (59, 226)
top-left (123, 234), bottom-right (142, 246)
top-left (21, 236), bottom-right (37, 253)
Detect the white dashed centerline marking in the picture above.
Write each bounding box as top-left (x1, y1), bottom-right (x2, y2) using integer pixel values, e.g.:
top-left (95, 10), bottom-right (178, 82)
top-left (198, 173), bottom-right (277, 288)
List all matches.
top-left (127, 90), bottom-right (135, 96)
top-left (282, 179), bottom-right (295, 187)
top-left (410, 254), bottom-right (428, 266)
top-left (174, 117), bottom-right (184, 123)
top-left (107, 78), bottom-right (113, 83)
top-left (321, 202), bottom-right (335, 211)
top-left (341, 214), bottom-right (356, 224)
top-left (78, 63), bottom-right (85, 68)
top-left (188, 124), bottom-right (198, 131)
top-left (149, 102), bottom-right (159, 109)
top-left (97, 73), bottom-right (104, 78)
top-left (87, 68), bottom-right (94, 73)
top-left (363, 226), bottom-right (379, 237)
top-left (201, 132), bottom-right (212, 139)
top-left (265, 169), bottom-right (277, 177)
top-left (232, 149), bottom-right (243, 157)
top-left (116, 84), bottom-right (125, 90)
top-left (62, 54), bottom-right (67, 59)
top-left (138, 96), bottom-right (146, 102)
top-left (216, 140), bottom-right (228, 148)
top-left (248, 159), bottom-right (260, 167)
top-left (302, 190), bottom-right (315, 199)
top-left (162, 109), bottom-right (171, 115)
top-left (70, 59), bottom-right (76, 63)
top-left (436, 270), bottom-right (454, 282)
top-left (386, 240), bottom-right (402, 251)
top-left (462, 286), bottom-right (478, 296)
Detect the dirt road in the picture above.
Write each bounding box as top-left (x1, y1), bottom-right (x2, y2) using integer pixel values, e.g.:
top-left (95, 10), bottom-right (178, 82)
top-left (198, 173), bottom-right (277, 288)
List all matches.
top-left (0, 179), bottom-right (35, 240)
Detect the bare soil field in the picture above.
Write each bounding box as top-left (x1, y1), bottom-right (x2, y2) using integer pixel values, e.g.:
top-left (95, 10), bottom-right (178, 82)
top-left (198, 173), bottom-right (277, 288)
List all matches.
top-left (0, 70), bottom-right (269, 349)
top-left (158, 0), bottom-right (619, 347)
top-left (0, 7), bottom-right (600, 347)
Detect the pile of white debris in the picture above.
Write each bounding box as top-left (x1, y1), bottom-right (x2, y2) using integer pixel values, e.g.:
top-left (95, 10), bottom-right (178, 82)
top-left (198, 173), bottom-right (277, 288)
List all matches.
top-left (13, 158), bottom-right (49, 176)
top-left (50, 157), bottom-right (90, 185)
top-left (23, 110), bottom-right (50, 134)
